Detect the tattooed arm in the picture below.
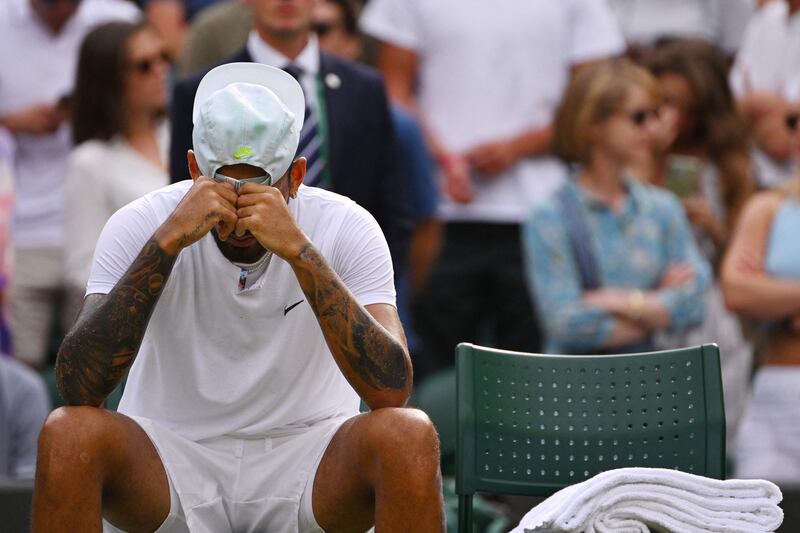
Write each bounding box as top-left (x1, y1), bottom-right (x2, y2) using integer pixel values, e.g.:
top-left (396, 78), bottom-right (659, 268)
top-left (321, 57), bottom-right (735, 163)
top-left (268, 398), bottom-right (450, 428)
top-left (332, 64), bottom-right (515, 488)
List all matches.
top-left (56, 240), bottom-right (178, 406)
top-left (57, 177), bottom-right (238, 406)
top-left (234, 180), bottom-right (413, 409)
top-left (291, 244), bottom-right (412, 409)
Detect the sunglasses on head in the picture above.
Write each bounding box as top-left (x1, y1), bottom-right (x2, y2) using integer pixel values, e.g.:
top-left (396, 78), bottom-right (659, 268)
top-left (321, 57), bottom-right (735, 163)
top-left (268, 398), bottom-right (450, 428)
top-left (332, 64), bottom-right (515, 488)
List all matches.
top-left (130, 52), bottom-right (171, 74)
top-left (786, 113), bottom-right (800, 132)
top-left (626, 107), bottom-right (659, 127)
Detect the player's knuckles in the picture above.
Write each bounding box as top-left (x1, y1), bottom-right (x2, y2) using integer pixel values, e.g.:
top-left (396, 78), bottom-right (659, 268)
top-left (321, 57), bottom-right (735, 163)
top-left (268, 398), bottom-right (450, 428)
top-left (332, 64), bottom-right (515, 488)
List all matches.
top-left (195, 176), bottom-right (215, 189)
top-left (211, 201), bottom-right (234, 221)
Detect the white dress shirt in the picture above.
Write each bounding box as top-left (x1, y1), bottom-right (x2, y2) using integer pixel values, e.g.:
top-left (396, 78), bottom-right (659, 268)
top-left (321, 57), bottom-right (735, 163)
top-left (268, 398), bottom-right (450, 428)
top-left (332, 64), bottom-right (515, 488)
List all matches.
top-left (247, 31), bottom-right (321, 114)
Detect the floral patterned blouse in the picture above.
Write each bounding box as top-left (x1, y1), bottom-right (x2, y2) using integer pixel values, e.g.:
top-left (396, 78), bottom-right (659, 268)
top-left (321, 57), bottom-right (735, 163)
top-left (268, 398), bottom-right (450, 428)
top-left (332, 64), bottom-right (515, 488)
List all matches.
top-left (523, 176), bottom-right (711, 354)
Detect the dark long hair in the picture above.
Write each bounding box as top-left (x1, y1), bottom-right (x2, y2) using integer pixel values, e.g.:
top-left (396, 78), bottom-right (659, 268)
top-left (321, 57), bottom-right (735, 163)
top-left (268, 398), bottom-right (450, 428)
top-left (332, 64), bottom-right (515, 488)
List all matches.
top-left (72, 21), bottom-right (146, 145)
top-left (647, 39), bottom-right (753, 226)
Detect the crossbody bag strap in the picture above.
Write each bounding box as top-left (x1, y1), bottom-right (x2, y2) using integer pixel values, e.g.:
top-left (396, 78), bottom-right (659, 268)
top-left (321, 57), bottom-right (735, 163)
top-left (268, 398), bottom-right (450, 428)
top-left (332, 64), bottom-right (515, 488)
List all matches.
top-left (556, 186), bottom-right (602, 291)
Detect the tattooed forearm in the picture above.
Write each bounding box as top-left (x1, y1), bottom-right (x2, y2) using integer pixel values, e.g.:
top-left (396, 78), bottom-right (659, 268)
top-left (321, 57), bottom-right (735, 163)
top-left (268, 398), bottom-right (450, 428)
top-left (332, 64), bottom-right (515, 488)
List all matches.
top-left (177, 213), bottom-right (215, 249)
top-left (56, 238), bottom-right (177, 406)
top-left (292, 243), bottom-right (410, 399)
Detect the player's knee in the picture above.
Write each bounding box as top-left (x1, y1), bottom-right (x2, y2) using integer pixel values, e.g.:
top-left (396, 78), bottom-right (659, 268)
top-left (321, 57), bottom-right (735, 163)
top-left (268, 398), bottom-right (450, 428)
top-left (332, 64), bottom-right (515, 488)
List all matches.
top-left (367, 408), bottom-right (440, 465)
top-left (38, 406), bottom-right (111, 460)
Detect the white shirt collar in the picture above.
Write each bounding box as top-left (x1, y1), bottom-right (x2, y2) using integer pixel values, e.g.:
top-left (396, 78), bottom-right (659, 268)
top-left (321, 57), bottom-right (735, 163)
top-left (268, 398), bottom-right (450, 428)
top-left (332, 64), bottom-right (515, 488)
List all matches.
top-left (247, 31), bottom-right (320, 75)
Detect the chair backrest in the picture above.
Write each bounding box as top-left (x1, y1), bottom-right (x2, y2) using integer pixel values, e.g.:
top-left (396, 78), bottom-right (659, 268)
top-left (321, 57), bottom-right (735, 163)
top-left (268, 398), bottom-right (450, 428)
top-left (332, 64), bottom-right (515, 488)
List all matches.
top-left (413, 368), bottom-right (458, 476)
top-left (455, 343), bottom-right (726, 501)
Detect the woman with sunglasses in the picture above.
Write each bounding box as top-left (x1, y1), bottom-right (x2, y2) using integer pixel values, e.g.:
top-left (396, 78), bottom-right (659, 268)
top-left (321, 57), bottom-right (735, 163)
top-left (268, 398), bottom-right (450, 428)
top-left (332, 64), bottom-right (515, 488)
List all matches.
top-left (523, 59), bottom-right (711, 355)
top-left (721, 117), bottom-right (800, 484)
top-left (64, 21), bottom-right (170, 302)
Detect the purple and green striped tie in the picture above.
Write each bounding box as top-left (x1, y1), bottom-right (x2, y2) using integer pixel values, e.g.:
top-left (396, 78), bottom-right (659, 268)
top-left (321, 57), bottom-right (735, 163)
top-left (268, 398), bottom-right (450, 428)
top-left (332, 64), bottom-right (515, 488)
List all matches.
top-left (283, 63), bottom-right (326, 187)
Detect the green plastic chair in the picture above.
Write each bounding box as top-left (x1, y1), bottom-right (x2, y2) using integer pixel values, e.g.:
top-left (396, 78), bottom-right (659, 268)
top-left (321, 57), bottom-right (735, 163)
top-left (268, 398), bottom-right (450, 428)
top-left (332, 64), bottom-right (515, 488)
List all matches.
top-left (413, 368), bottom-right (458, 476)
top-left (455, 343), bottom-right (726, 533)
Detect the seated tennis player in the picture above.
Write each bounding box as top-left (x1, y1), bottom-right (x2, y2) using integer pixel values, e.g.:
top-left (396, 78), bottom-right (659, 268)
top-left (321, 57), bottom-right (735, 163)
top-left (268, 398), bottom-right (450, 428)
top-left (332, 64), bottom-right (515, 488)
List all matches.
top-left (31, 63), bottom-right (444, 533)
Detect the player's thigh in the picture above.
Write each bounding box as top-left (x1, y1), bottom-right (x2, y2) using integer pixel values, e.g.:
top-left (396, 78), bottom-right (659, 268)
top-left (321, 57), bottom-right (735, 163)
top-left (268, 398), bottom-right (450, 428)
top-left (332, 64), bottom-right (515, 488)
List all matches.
top-left (45, 407), bottom-right (171, 532)
top-left (311, 408), bottom-right (439, 532)
top-left (310, 414), bottom-right (375, 532)
top-left (102, 411), bottom-right (171, 532)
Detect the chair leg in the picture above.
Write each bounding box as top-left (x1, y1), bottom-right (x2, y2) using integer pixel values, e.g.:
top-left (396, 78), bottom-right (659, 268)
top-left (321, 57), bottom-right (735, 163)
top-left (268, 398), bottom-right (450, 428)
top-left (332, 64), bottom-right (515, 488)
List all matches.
top-left (458, 493), bottom-right (473, 533)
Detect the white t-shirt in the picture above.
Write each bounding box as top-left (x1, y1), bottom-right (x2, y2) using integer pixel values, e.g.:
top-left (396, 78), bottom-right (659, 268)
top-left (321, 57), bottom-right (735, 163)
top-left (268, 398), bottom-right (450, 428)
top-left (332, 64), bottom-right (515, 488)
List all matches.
top-left (87, 182), bottom-right (396, 440)
top-left (360, 0), bottom-right (624, 223)
top-left (730, 1), bottom-right (800, 101)
top-left (608, 0), bottom-right (755, 55)
top-left (0, 0), bottom-right (139, 247)
top-left (729, 2), bottom-right (800, 188)
top-left (64, 125), bottom-right (169, 290)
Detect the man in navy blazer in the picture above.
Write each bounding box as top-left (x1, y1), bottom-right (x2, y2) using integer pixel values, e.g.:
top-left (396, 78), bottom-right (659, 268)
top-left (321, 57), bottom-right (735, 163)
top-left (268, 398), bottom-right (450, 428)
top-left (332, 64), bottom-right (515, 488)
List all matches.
top-left (169, 0), bottom-right (410, 271)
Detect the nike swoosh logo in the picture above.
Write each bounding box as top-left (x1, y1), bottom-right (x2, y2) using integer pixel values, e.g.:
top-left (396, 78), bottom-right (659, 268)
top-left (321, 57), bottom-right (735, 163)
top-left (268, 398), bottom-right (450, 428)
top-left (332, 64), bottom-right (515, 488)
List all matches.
top-left (233, 146), bottom-right (254, 159)
top-left (284, 299), bottom-right (304, 315)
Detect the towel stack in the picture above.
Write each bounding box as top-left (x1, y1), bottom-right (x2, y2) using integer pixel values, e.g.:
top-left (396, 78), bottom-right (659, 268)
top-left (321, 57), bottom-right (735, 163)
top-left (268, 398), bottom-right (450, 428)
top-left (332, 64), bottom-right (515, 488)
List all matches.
top-left (511, 467), bottom-right (783, 533)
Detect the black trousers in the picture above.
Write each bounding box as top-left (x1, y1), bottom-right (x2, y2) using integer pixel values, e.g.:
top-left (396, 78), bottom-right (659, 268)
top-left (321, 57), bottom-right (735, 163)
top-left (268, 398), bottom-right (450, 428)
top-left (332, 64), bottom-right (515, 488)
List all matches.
top-left (412, 222), bottom-right (542, 382)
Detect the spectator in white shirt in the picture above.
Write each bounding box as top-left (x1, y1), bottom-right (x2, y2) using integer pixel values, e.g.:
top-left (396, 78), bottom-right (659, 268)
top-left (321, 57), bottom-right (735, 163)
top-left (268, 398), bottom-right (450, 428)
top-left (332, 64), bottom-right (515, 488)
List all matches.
top-left (730, 0), bottom-right (800, 188)
top-left (0, 0), bottom-right (139, 368)
top-left (608, 0), bottom-right (756, 60)
top-left (360, 0), bottom-right (625, 380)
top-left (65, 21), bottom-right (170, 304)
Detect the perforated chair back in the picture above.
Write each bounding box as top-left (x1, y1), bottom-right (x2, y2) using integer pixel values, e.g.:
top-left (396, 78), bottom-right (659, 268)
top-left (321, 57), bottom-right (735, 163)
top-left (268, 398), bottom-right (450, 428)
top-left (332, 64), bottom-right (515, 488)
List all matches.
top-left (455, 343), bottom-right (726, 532)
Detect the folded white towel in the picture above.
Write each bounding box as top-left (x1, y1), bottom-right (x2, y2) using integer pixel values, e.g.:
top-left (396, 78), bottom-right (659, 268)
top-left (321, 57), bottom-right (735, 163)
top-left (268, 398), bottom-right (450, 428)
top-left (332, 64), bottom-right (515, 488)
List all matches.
top-left (510, 467), bottom-right (783, 533)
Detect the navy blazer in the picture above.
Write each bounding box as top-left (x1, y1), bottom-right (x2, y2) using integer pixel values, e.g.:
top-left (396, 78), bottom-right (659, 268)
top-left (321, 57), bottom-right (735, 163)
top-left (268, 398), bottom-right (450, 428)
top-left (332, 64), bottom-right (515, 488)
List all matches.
top-left (169, 48), bottom-right (411, 274)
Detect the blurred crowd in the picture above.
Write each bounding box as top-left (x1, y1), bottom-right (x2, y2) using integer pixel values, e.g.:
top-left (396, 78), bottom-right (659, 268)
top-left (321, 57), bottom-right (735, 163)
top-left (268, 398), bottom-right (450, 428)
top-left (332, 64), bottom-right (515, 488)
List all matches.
top-left (1, 0), bottom-right (799, 497)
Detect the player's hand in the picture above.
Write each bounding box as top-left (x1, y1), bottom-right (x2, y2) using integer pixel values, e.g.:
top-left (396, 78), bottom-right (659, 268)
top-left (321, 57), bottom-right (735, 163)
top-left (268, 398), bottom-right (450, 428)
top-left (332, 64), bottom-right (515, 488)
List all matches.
top-left (234, 182), bottom-right (311, 260)
top-left (1, 104), bottom-right (63, 135)
top-left (155, 177), bottom-right (238, 254)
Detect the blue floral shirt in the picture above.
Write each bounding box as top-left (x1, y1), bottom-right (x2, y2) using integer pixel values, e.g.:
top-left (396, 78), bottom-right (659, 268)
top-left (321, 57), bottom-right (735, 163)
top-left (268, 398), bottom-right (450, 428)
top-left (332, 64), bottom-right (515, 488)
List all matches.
top-left (523, 176), bottom-right (711, 354)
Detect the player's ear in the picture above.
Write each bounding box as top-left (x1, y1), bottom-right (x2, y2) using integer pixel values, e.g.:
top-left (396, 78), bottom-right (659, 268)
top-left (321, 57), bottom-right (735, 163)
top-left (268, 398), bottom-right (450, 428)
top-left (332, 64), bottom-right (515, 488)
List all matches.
top-left (288, 158), bottom-right (306, 198)
top-left (187, 150), bottom-right (203, 181)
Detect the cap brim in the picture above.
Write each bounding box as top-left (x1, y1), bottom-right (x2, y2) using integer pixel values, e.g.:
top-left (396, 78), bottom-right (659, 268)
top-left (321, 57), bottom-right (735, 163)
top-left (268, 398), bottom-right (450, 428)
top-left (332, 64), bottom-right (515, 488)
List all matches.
top-left (192, 62), bottom-right (305, 135)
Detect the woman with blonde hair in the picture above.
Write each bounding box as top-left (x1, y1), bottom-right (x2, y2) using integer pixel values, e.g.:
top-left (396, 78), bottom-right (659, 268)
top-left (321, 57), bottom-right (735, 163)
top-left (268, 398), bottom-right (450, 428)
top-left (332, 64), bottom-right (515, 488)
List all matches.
top-left (523, 59), bottom-right (710, 355)
top-left (722, 115), bottom-right (800, 483)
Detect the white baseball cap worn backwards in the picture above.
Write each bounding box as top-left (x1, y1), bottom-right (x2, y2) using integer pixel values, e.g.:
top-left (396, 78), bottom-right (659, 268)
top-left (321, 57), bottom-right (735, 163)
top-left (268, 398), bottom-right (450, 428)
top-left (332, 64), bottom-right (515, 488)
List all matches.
top-left (191, 63), bottom-right (306, 190)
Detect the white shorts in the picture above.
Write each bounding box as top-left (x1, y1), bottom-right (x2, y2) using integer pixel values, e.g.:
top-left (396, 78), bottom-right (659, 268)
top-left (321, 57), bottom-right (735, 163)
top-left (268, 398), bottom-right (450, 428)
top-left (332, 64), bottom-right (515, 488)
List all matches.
top-left (103, 415), bottom-right (350, 533)
top-left (734, 365), bottom-right (800, 484)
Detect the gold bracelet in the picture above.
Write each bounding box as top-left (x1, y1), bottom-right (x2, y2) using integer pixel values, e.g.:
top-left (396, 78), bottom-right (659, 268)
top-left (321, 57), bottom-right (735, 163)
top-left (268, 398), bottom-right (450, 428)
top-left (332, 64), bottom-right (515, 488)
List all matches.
top-left (628, 290), bottom-right (645, 321)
